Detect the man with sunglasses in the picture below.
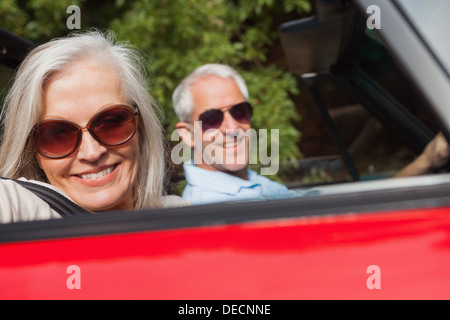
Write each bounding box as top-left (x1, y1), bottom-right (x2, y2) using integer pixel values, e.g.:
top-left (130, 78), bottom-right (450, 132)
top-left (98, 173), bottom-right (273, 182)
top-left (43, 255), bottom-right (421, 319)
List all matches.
top-left (173, 64), bottom-right (292, 205)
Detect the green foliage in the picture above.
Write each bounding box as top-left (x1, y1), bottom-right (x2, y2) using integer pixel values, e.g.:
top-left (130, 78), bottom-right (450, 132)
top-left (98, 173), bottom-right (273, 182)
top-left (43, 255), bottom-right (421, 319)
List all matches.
top-left (0, 0), bottom-right (85, 41)
top-left (241, 66), bottom-right (302, 165)
top-left (0, 0), bottom-right (28, 35)
top-left (109, 0), bottom-right (310, 168)
top-left (1, 0), bottom-right (312, 181)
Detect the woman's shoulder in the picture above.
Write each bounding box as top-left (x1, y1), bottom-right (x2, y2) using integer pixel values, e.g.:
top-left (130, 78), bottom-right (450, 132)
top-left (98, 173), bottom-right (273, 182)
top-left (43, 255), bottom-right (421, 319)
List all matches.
top-left (0, 177), bottom-right (62, 223)
top-left (161, 194), bottom-right (191, 208)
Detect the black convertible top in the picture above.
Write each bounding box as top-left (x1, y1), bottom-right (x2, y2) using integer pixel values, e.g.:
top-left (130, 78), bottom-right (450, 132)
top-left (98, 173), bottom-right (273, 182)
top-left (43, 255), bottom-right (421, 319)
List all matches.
top-left (0, 27), bottom-right (35, 69)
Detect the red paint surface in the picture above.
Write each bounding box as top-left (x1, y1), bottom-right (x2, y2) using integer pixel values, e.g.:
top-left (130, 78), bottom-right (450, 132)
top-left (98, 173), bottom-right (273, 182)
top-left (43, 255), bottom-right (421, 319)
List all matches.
top-left (1, 206), bottom-right (450, 299)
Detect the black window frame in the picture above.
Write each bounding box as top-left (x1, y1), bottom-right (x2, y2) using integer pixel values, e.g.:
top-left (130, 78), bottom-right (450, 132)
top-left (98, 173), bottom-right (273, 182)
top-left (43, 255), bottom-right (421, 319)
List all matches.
top-left (1, 0), bottom-right (450, 244)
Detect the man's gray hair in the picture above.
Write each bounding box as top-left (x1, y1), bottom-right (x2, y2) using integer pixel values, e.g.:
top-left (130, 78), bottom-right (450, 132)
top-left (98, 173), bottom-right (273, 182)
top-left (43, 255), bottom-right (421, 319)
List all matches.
top-left (172, 63), bottom-right (249, 122)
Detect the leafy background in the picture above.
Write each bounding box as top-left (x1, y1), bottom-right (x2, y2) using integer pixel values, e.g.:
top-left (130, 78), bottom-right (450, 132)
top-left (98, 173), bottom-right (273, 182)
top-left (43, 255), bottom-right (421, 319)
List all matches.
top-left (1, 0), bottom-right (313, 184)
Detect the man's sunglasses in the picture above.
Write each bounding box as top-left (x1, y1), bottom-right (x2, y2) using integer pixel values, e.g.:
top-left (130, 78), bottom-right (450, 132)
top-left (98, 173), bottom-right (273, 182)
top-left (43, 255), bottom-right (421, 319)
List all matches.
top-left (32, 104), bottom-right (138, 159)
top-left (198, 102), bottom-right (253, 131)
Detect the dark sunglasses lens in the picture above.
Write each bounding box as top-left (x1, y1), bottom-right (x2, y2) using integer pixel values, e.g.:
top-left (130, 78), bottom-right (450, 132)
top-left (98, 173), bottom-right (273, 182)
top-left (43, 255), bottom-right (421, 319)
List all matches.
top-left (199, 109), bottom-right (224, 131)
top-left (230, 102), bottom-right (252, 123)
top-left (36, 122), bottom-right (79, 158)
top-left (90, 107), bottom-right (136, 145)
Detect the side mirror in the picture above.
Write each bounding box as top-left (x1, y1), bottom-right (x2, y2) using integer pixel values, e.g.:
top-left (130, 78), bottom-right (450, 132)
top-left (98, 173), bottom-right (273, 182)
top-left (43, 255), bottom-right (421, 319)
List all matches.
top-left (279, 0), bottom-right (345, 75)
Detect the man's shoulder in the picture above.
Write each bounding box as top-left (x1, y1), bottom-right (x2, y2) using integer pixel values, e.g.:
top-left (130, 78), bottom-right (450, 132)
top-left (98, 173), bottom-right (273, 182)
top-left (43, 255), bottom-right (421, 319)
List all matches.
top-left (162, 195), bottom-right (191, 207)
top-left (248, 170), bottom-right (287, 191)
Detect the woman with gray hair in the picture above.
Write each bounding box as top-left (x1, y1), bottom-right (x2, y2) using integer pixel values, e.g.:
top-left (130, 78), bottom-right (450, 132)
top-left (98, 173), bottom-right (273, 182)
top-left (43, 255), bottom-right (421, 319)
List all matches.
top-left (0, 30), bottom-right (188, 223)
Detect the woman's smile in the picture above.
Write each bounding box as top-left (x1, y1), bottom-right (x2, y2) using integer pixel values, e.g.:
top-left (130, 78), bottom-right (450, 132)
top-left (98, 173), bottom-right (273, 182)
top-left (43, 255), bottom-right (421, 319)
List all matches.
top-left (73, 163), bottom-right (119, 187)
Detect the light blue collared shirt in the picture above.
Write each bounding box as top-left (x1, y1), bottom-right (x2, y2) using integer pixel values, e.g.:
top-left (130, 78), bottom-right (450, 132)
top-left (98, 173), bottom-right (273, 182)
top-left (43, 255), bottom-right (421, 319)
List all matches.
top-left (182, 161), bottom-right (296, 205)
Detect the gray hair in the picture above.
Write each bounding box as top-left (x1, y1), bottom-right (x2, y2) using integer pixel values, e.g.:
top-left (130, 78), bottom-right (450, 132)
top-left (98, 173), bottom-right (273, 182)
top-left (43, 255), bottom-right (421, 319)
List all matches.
top-left (0, 29), bottom-right (166, 209)
top-left (172, 63), bottom-right (249, 122)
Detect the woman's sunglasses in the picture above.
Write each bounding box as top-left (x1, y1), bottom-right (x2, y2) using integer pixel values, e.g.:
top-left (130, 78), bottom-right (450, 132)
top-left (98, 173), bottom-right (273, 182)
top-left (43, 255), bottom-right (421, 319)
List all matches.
top-left (32, 104), bottom-right (138, 159)
top-left (198, 102), bottom-right (253, 131)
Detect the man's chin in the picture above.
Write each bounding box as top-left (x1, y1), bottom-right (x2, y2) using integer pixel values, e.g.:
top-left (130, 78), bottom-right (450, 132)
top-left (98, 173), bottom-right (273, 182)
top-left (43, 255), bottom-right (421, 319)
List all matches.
top-left (220, 162), bottom-right (248, 174)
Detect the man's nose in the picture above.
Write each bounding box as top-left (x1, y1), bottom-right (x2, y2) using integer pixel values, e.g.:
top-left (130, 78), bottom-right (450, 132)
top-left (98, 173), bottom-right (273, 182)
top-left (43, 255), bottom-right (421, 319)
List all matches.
top-left (76, 129), bottom-right (107, 162)
top-left (220, 111), bottom-right (240, 132)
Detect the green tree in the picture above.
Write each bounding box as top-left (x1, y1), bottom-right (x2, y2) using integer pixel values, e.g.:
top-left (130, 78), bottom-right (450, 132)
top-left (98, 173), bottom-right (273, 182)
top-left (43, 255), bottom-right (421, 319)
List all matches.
top-left (1, 0), bottom-right (312, 181)
top-left (111, 0), bottom-right (311, 174)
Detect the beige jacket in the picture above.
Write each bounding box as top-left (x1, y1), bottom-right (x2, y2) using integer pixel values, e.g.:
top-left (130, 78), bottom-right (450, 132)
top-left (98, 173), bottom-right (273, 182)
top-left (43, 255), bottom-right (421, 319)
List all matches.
top-left (0, 178), bottom-right (190, 224)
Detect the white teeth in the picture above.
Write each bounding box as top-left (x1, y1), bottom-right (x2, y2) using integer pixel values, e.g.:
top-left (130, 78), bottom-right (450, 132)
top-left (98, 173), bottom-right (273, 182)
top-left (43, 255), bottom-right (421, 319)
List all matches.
top-left (224, 139), bottom-right (243, 148)
top-left (79, 166), bottom-right (114, 180)
top-left (225, 141), bottom-right (238, 147)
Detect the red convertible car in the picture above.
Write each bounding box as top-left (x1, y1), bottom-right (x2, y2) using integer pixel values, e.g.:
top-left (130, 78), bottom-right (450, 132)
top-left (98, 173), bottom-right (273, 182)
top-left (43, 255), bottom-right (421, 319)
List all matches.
top-left (0, 0), bottom-right (449, 301)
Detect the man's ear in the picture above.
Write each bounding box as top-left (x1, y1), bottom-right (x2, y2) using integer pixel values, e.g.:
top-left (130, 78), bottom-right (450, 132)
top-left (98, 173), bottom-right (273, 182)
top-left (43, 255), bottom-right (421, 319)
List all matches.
top-left (175, 122), bottom-right (194, 148)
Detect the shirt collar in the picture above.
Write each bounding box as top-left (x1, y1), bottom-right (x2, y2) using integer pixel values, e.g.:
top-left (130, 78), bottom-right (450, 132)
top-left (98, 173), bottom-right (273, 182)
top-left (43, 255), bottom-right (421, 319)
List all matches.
top-left (183, 161), bottom-right (260, 195)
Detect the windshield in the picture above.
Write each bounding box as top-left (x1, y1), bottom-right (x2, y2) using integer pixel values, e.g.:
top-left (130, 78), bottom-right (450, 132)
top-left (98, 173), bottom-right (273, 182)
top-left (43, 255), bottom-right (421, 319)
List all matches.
top-left (396, 0), bottom-right (450, 77)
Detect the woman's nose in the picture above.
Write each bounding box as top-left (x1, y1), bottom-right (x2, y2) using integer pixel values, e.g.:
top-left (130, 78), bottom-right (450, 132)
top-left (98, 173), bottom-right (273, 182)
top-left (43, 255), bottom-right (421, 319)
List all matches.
top-left (76, 129), bottom-right (107, 162)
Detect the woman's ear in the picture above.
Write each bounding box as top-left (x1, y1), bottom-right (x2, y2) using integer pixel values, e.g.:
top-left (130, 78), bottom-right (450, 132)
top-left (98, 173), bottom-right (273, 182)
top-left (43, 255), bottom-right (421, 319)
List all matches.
top-left (35, 154), bottom-right (43, 170)
top-left (34, 154), bottom-right (49, 182)
top-left (175, 122), bottom-right (195, 148)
